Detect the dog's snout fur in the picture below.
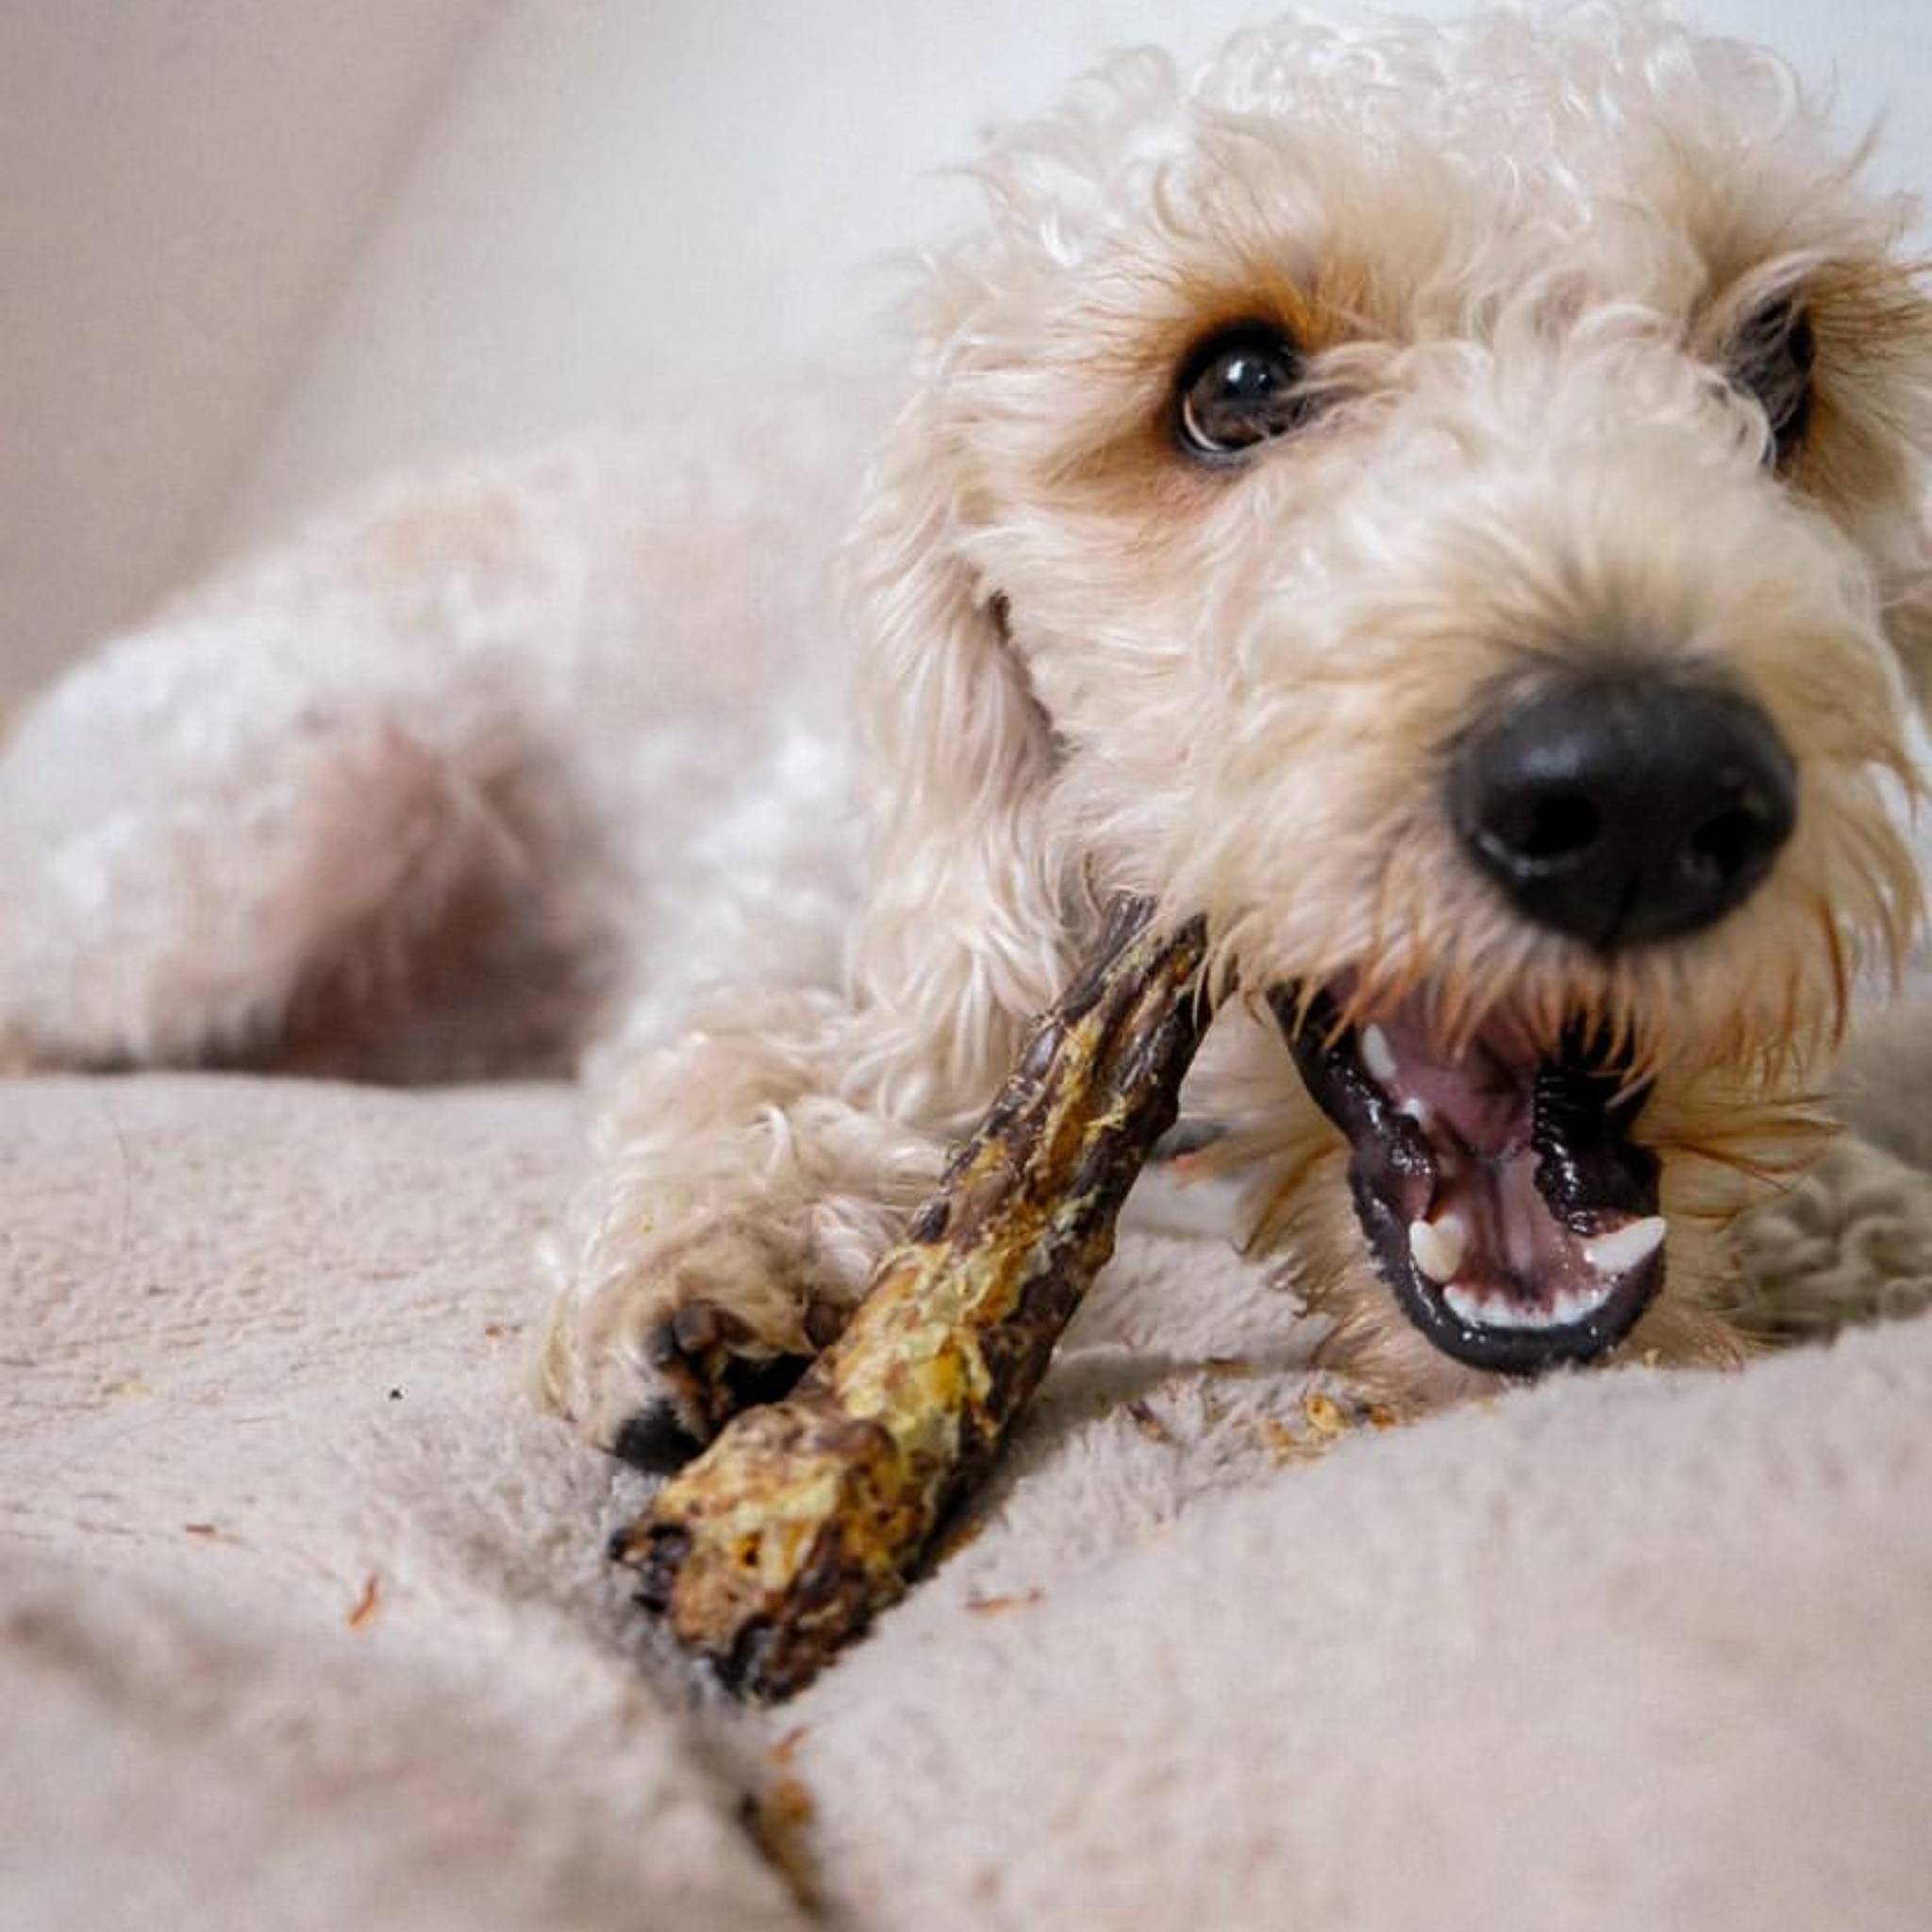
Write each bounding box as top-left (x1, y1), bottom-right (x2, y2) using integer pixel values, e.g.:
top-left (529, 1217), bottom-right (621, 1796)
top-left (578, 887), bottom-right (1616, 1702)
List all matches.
top-left (1449, 675), bottom-right (1798, 951)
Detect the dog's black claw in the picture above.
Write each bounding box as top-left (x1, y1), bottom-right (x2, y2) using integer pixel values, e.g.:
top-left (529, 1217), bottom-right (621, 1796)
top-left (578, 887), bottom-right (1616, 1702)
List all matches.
top-left (719, 1349), bottom-right (813, 1411)
top-left (610, 1403), bottom-right (707, 1474)
top-left (609, 1344), bottom-right (813, 1476)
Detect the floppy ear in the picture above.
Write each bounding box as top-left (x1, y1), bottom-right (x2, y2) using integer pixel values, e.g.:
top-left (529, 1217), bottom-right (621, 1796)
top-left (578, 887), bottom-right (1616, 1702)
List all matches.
top-left (1891, 487), bottom-right (1932, 713)
top-left (844, 382), bottom-right (1071, 1124)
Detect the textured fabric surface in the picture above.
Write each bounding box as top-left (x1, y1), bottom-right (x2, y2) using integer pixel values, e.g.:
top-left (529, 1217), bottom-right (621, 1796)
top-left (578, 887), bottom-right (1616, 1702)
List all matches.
top-left (4, 1070), bottom-right (1932, 1929)
top-left (0, 1075), bottom-right (808, 1932)
top-left (796, 1253), bottom-right (1932, 1932)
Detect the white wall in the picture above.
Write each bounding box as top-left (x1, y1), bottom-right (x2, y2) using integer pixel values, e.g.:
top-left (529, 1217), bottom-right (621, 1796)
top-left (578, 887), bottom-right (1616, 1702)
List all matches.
top-left (7, 3), bottom-right (1930, 698)
top-left (0, 0), bottom-right (488, 701)
top-left (223, 0), bottom-right (1274, 550)
top-left (223, 0), bottom-right (1932, 555)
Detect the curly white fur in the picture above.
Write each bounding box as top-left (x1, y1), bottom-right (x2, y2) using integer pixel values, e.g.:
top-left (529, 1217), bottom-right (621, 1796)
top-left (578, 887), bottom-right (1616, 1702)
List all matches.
top-left (5, 5), bottom-right (1930, 1450)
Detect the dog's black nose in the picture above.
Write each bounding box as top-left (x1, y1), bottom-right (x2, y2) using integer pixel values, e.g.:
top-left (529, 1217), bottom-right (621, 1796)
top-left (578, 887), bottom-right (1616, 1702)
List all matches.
top-left (1450, 675), bottom-right (1796, 950)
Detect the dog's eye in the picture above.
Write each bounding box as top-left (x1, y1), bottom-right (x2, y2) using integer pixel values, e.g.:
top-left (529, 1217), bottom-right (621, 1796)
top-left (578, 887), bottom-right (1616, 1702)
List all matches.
top-left (1174, 323), bottom-right (1309, 459)
top-left (1731, 298), bottom-right (1815, 468)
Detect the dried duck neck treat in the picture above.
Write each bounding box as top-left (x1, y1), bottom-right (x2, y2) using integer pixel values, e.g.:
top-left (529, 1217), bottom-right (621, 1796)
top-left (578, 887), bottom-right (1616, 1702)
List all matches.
top-left (609, 895), bottom-right (1212, 1700)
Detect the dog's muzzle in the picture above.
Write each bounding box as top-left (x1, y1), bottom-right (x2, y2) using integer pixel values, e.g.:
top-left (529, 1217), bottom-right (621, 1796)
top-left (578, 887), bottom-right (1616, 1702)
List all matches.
top-left (1273, 984), bottom-right (1663, 1374)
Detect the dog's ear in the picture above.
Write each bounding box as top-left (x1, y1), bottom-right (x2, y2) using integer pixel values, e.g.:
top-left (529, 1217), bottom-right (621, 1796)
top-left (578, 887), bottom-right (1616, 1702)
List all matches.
top-left (1888, 489), bottom-right (1932, 713)
top-left (844, 384), bottom-right (1070, 1122)
top-left (1890, 603), bottom-right (1932, 715)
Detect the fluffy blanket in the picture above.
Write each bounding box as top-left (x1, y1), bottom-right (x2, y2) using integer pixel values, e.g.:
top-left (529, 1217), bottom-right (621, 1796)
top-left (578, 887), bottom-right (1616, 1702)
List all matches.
top-left (5, 1068), bottom-right (1932, 1930)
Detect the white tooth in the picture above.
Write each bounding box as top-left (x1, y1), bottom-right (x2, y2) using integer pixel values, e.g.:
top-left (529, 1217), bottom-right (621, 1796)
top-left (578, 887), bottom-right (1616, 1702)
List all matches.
top-left (1583, 1216), bottom-right (1667, 1276)
top-left (1557, 1279), bottom-right (1614, 1324)
top-left (1399, 1096), bottom-right (1434, 1128)
top-left (1444, 1284), bottom-right (1486, 1326)
top-left (1408, 1212), bottom-right (1468, 1285)
top-left (1550, 1290), bottom-right (1583, 1327)
top-left (1360, 1024), bottom-right (1398, 1084)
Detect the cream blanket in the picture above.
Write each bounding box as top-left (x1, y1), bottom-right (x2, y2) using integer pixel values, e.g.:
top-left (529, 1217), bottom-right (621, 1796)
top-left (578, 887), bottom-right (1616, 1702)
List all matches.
top-left (5, 1068), bottom-right (1931, 1930)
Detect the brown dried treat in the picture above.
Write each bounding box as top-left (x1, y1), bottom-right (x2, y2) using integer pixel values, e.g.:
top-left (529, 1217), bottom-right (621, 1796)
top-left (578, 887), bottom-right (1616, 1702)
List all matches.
top-left (608, 895), bottom-right (1211, 1699)
top-left (1125, 1397), bottom-right (1177, 1444)
top-left (1301, 1391), bottom-right (1348, 1437)
top-left (742, 1775), bottom-right (819, 1911)
top-left (346, 1573), bottom-right (382, 1631)
top-left (964, 1589), bottom-right (1046, 1616)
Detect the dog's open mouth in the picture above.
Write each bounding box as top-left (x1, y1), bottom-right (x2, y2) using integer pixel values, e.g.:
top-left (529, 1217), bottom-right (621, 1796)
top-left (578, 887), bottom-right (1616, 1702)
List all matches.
top-left (1269, 982), bottom-right (1663, 1374)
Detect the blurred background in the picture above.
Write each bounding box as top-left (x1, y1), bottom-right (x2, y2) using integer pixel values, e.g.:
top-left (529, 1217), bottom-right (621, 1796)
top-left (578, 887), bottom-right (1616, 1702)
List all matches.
top-left (5, 0), bottom-right (1929, 705)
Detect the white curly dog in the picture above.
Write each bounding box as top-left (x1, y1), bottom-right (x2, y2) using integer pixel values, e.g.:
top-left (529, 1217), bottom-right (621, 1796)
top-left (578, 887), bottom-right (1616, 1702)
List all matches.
top-left (5, 4), bottom-right (1929, 1467)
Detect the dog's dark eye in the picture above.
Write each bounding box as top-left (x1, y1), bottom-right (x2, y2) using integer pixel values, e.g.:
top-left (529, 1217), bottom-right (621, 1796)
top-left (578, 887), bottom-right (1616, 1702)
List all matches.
top-left (1732, 298), bottom-right (1816, 468)
top-left (1174, 323), bottom-right (1309, 459)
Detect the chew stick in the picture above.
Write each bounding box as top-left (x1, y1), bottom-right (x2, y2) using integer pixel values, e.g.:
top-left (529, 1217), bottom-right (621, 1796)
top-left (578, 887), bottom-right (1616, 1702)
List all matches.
top-left (608, 894), bottom-right (1211, 1700)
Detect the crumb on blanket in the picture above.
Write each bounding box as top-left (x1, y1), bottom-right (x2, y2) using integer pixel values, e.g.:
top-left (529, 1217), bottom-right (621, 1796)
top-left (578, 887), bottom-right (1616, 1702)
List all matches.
top-left (347, 1573), bottom-right (383, 1631)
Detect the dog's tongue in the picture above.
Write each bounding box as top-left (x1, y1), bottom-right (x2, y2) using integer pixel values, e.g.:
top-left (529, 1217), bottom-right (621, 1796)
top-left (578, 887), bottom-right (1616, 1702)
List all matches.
top-left (1270, 986), bottom-right (1664, 1374)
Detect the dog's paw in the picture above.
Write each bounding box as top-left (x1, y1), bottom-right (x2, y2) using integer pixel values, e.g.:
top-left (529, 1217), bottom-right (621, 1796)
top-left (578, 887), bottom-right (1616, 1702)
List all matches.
top-left (539, 1214), bottom-right (851, 1472)
top-left (611, 1298), bottom-right (817, 1471)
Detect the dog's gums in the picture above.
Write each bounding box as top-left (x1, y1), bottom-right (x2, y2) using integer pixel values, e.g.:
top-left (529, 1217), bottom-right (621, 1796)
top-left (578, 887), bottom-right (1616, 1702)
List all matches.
top-left (1272, 984), bottom-right (1663, 1374)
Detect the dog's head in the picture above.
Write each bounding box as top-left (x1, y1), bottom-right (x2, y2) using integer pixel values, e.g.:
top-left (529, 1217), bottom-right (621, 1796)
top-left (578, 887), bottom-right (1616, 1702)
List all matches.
top-left (851, 6), bottom-right (1932, 1380)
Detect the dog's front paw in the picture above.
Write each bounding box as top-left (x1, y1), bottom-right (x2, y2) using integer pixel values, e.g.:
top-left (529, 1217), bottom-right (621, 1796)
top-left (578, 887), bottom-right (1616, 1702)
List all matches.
top-left (538, 1214), bottom-right (848, 1472)
top-left (613, 1295), bottom-right (819, 1472)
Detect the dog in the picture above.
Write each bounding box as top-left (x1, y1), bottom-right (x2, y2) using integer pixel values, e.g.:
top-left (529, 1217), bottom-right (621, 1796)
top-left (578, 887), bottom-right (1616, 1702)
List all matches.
top-left (4, 4), bottom-right (1929, 1470)
top-left (541, 0), bottom-right (1932, 1462)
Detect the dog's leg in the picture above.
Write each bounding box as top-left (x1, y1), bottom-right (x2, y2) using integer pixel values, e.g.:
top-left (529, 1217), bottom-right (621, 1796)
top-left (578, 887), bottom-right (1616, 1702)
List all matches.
top-left (540, 361), bottom-right (1077, 1462)
top-left (535, 991), bottom-right (958, 1467)
top-left (0, 586), bottom-right (556, 1072)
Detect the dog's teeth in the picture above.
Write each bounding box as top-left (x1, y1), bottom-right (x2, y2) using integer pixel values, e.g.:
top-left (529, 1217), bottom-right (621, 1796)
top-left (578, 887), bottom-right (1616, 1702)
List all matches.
top-left (1408, 1212), bottom-right (1468, 1285)
top-left (1445, 1275), bottom-right (1622, 1337)
top-left (1583, 1216), bottom-right (1667, 1276)
top-left (1398, 1096), bottom-right (1434, 1128)
top-left (1558, 1279), bottom-right (1616, 1324)
top-left (1359, 1024), bottom-right (1398, 1085)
